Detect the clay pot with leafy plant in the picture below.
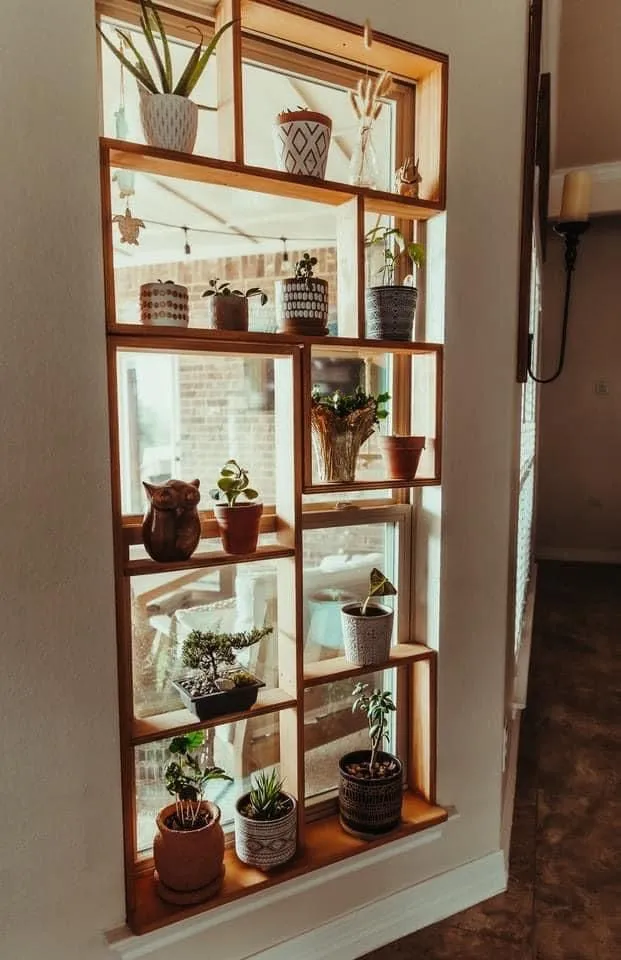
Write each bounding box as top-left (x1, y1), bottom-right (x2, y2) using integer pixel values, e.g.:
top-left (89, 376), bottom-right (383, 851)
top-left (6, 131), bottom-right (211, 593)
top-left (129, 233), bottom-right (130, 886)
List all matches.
top-left (153, 732), bottom-right (232, 904)
top-left (273, 105), bottom-right (332, 179)
top-left (235, 770), bottom-right (297, 869)
top-left (341, 568), bottom-right (397, 666)
top-left (365, 226), bottom-right (425, 341)
top-left (202, 279), bottom-right (268, 332)
top-left (98, 1), bottom-right (233, 154)
top-left (310, 386), bottom-right (389, 483)
top-left (211, 460), bottom-right (262, 554)
top-left (338, 684), bottom-right (402, 839)
top-left (173, 625), bottom-right (272, 720)
top-left (275, 252), bottom-right (329, 336)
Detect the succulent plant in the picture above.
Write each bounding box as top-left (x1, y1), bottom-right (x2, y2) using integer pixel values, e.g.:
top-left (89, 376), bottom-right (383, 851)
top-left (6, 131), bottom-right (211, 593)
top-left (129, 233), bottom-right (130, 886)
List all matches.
top-left (352, 684), bottom-right (396, 775)
top-left (245, 769), bottom-right (289, 821)
top-left (210, 459), bottom-right (259, 507)
top-left (202, 279), bottom-right (268, 305)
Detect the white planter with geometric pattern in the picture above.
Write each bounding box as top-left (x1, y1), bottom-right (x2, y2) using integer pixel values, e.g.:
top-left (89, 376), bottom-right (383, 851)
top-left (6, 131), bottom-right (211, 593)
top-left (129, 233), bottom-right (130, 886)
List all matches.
top-left (140, 281), bottom-right (189, 327)
top-left (273, 110), bottom-right (332, 179)
top-left (234, 793), bottom-right (297, 870)
top-left (275, 277), bottom-right (329, 335)
top-left (341, 602), bottom-right (394, 666)
top-left (139, 89), bottom-right (199, 154)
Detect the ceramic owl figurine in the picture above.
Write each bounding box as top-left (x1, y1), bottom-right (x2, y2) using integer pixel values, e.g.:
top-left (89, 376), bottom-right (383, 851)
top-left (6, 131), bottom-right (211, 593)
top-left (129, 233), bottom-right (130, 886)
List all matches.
top-left (142, 479), bottom-right (201, 563)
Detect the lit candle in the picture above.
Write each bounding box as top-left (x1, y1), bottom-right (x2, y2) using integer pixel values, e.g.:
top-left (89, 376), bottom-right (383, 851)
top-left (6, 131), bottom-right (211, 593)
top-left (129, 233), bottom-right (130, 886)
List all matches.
top-left (559, 170), bottom-right (592, 222)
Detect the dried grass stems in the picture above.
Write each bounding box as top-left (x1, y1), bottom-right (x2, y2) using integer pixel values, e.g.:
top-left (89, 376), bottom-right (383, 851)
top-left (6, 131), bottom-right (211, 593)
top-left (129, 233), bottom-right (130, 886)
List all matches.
top-left (348, 70), bottom-right (393, 125)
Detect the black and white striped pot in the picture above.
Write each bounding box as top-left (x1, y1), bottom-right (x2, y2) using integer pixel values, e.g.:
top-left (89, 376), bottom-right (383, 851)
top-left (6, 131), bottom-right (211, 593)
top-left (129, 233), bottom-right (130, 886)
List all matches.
top-left (338, 751), bottom-right (403, 839)
top-left (234, 793), bottom-right (297, 870)
top-left (341, 602), bottom-right (394, 666)
top-left (273, 110), bottom-right (332, 179)
top-left (365, 285), bottom-right (418, 341)
top-left (276, 277), bottom-right (329, 334)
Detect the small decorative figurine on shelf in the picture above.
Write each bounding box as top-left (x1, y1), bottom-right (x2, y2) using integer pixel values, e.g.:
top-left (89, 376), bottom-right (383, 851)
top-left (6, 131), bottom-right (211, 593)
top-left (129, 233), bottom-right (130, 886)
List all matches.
top-left (141, 478), bottom-right (201, 563)
top-left (113, 205), bottom-right (145, 245)
top-left (394, 157), bottom-right (422, 198)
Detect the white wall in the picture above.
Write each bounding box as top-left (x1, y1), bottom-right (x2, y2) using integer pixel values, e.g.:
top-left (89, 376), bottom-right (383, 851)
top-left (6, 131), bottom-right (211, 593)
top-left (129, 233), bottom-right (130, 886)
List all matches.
top-left (0, 1), bottom-right (527, 958)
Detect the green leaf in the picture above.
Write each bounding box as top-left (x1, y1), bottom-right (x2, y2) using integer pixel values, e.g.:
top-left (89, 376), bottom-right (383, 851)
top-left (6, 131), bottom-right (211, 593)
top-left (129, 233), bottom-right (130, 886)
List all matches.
top-left (244, 488), bottom-right (258, 500)
top-left (146, 0), bottom-right (173, 92)
top-left (220, 468), bottom-right (234, 477)
top-left (173, 36), bottom-right (203, 98)
top-left (184, 731), bottom-right (205, 750)
top-left (97, 26), bottom-right (158, 93)
top-left (218, 477), bottom-right (235, 490)
top-left (368, 567), bottom-right (397, 598)
top-left (139, 6), bottom-right (169, 94)
top-left (175, 19), bottom-right (235, 97)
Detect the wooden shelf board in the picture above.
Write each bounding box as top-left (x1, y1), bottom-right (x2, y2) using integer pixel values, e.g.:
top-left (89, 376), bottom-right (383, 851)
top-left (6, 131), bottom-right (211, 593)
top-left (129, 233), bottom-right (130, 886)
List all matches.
top-left (130, 791), bottom-right (447, 934)
top-left (131, 688), bottom-right (296, 745)
top-left (304, 644), bottom-right (432, 687)
top-left (125, 543), bottom-right (295, 577)
top-left (103, 139), bottom-right (442, 219)
top-left (303, 477), bottom-right (440, 495)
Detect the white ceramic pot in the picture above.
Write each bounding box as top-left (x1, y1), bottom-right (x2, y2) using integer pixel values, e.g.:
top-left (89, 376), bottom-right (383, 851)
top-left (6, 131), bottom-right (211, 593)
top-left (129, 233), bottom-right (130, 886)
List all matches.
top-left (139, 89), bottom-right (199, 153)
top-left (234, 793), bottom-right (297, 869)
top-left (273, 110), bottom-right (332, 179)
top-left (140, 282), bottom-right (189, 327)
top-left (341, 602), bottom-right (394, 666)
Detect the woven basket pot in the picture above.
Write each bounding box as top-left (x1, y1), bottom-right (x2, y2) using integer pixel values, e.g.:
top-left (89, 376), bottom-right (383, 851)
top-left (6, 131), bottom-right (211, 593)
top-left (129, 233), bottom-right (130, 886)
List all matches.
top-left (205, 296), bottom-right (249, 331)
top-left (310, 403), bottom-right (377, 483)
top-left (273, 110), bottom-right (332, 179)
top-left (341, 602), bottom-right (394, 666)
top-left (338, 751), bottom-right (403, 839)
top-left (153, 801), bottom-right (225, 904)
top-left (379, 435), bottom-right (426, 480)
top-left (365, 286), bottom-right (418, 341)
top-left (275, 277), bottom-right (329, 335)
top-left (140, 282), bottom-right (189, 327)
top-left (213, 501), bottom-right (263, 555)
top-left (139, 88), bottom-right (198, 153)
top-left (234, 793), bottom-right (297, 869)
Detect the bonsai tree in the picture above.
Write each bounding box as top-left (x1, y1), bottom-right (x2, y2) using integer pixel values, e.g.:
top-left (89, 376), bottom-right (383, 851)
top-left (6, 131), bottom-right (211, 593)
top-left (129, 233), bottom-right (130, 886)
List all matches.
top-left (360, 567), bottom-right (397, 616)
top-left (97, 0), bottom-right (234, 99)
top-left (202, 279), bottom-right (268, 306)
top-left (164, 731), bottom-right (232, 829)
top-left (364, 226), bottom-right (425, 285)
top-left (352, 683), bottom-right (397, 776)
top-left (210, 460), bottom-right (259, 506)
top-left (181, 625), bottom-right (273, 695)
top-left (240, 769), bottom-right (290, 821)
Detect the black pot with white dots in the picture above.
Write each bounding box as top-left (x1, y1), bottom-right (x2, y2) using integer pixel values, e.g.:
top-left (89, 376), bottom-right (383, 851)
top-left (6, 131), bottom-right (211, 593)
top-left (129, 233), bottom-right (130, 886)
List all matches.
top-left (276, 276), bottom-right (329, 336)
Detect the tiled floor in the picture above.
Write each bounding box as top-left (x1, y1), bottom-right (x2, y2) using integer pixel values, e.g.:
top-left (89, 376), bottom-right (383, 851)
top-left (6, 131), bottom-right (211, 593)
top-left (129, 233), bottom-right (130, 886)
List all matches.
top-left (362, 561), bottom-right (621, 959)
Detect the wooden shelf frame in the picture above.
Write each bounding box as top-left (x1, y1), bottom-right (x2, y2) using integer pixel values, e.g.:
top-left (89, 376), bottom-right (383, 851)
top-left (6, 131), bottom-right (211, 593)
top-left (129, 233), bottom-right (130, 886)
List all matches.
top-left (303, 643), bottom-right (432, 687)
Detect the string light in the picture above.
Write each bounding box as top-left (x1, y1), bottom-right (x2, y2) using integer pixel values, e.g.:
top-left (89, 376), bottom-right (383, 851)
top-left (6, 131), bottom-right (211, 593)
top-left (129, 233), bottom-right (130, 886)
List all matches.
top-left (132, 216), bottom-right (335, 245)
top-left (281, 236), bottom-right (289, 262)
top-left (183, 226), bottom-right (191, 255)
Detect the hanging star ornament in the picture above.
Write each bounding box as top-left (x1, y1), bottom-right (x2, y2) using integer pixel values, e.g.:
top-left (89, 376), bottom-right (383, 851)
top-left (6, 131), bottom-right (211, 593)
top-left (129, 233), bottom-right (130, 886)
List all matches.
top-left (113, 206), bottom-right (145, 245)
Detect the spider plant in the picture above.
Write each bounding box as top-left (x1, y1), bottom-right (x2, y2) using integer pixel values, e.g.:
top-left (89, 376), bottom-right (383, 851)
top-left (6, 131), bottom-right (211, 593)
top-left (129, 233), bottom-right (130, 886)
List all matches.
top-left (97, 0), bottom-right (234, 99)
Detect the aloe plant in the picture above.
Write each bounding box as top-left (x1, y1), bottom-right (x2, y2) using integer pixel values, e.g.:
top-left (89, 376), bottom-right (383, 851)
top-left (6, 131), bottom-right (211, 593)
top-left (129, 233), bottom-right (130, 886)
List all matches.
top-left (245, 770), bottom-right (289, 821)
top-left (97, 0), bottom-right (234, 99)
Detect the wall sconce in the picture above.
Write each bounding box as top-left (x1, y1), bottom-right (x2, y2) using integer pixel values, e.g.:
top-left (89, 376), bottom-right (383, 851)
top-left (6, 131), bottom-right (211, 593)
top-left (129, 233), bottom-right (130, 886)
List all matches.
top-left (528, 170), bottom-right (591, 383)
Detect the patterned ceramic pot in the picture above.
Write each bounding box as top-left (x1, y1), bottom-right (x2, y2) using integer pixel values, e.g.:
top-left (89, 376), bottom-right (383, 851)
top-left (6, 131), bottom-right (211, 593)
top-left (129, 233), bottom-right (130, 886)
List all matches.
top-left (140, 282), bottom-right (189, 327)
top-left (276, 277), bottom-right (329, 334)
top-left (234, 793), bottom-right (297, 869)
top-left (365, 285), bottom-right (418, 341)
top-left (341, 602), bottom-right (394, 666)
top-left (379, 435), bottom-right (426, 480)
top-left (153, 801), bottom-right (225, 904)
top-left (338, 751), bottom-right (403, 838)
top-left (205, 296), bottom-right (249, 331)
top-left (273, 110), bottom-right (332, 179)
top-left (139, 89), bottom-right (199, 153)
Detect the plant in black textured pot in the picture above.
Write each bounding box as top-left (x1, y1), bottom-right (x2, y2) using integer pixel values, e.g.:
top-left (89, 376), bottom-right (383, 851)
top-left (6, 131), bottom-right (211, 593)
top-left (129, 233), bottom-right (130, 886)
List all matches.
top-left (276, 252), bottom-right (329, 336)
top-left (235, 769), bottom-right (298, 869)
top-left (338, 683), bottom-right (402, 839)
top-left (364, 226), bottom-right (425, 341)
top-left (202, 279), bottom-right (268, 332)
top-left (341, 567), bottom-right (397, 666)
top-left (211, 459), bottom-right (262, 554)
top-left (172, 625), bottom-right (273, 720)
top-left (310, 386), bottom-right (389, 483)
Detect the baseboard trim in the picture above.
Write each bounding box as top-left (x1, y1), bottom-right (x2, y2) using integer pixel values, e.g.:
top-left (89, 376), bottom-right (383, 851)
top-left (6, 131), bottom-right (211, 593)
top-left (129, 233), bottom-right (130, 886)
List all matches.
top-left (537, 546), bottom-right (621, 564)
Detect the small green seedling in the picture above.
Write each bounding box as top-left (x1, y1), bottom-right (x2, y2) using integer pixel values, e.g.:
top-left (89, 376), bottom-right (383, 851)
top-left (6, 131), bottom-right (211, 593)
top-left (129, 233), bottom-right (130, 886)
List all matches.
top-left (361, 567), bottom-right (397, 615)
top-left (245, 769), bottom-right (289, 821)
top-left (352, 683), bottom-right (396, 775)
top-left (210, 460), bottom-right (259, 506)
top-left (202, 279), bottom-right (268, 305)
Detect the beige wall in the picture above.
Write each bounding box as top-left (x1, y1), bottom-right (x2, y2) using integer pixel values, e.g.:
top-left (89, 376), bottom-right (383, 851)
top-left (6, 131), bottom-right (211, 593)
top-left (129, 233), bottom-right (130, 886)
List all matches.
top-left (537, 217), bottom-right (621, 558)
top-left (557, 0), bottom-right (621, 167)
top-left (0, 0), bottom-right (527, 957)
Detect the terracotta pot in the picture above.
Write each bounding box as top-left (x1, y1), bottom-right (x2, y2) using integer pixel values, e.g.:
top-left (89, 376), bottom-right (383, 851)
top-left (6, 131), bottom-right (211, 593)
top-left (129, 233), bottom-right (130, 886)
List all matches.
top-left (275, 277), bottom-right (329, 335)
top-left (365, 285), bottom-right (418, 341)
top-left (338, 750), bottom-right (403, 839)
top-left (213, 501), bottom-right (263, 555)
top-left (138, 88), bottom-right (198, 153)
top-left (379, 435), bottom-right (426, 480)
top-left (273, 110), bottom-right (332, 179)
top-left (153, 800), bottom-right (225, 904)
top-left (341, 602), bottom-right (394, 666)
top-left (205, 296), bottom-right (249, 331)
top-left (234, 792), bottom-right (298, 869)
top-left (140, 282), bottom-right (189, 327)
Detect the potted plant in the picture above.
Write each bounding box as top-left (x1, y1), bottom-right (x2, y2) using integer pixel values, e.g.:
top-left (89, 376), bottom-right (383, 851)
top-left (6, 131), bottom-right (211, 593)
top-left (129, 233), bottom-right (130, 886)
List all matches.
top-left (140, 278), bottom-right (189, 327)
top-left (379, 435), bottom-right (426, 480)
top-left (235, 770), bottom-right (297, 869)
top-left (153, 731), bottom-right (232, 904)
top-left (97, 0), bottom-right (233, 154)
top-left (275, 253), bottom-right (329, 336)
top-left (310, 386), bottom-right (389, 483)
top-left (202, 279), bottom-right (268, 331)
top-left (364, 226), bottom-right (425, 341)
top-left (339, 684), bottom-right (402, 839)
top-left (211, 459), bottom-right (262, 554)
top-left (173, 625), bottom-right (272, 720)
top-left (273, 105), bottom-right (332, 179)
top-left (341, 568), bottom-right (397, 666)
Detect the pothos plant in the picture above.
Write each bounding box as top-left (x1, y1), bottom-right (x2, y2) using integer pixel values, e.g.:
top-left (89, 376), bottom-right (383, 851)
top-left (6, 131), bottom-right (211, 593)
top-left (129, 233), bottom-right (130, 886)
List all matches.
top-left (181, 625), bottom-right (273, 696)
top-left (202, 279), bottom-right (268, 305)
top-left (164, 731), bottom-right (232, 829)
top-left (310, 386), bottom-right (390, 425)
top-left (352, 683), bottom-right (397, 776)
top-left (364, 226), bottom-right (425, 286)
top-left (210, 460), bottom-right (259, 506)
top-left (97, 0), bottom-right (234, 100)
top-left (360, 567), bottom-right (397, 616)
